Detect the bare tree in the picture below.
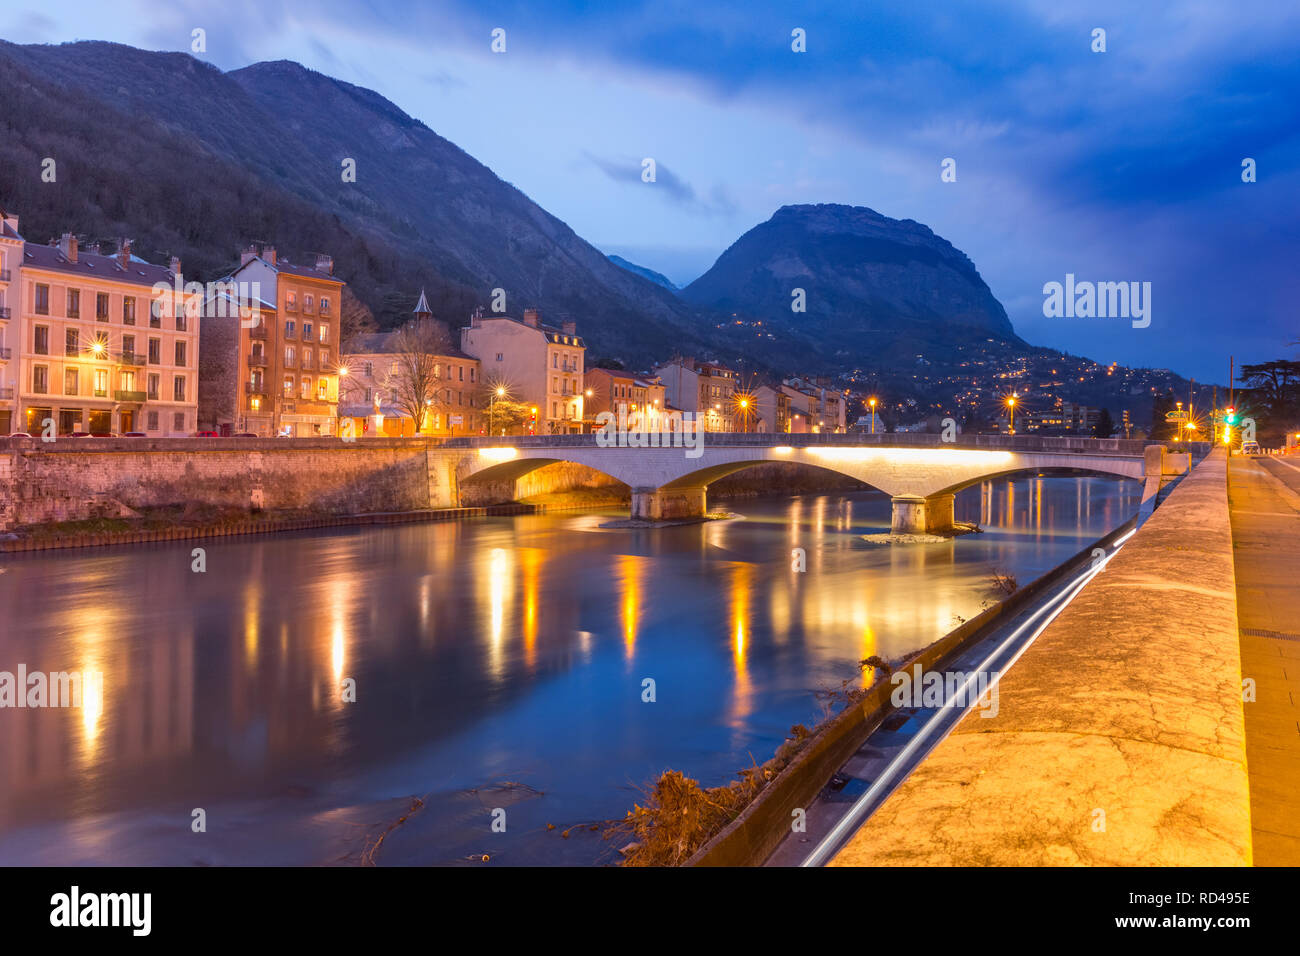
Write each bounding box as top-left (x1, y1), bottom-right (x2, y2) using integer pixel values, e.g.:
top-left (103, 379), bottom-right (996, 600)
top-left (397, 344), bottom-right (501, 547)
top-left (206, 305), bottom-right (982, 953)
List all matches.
top-left (384, 319), bottom-right (453, 433)
top-left (340, 286), bottom-right (378, 349)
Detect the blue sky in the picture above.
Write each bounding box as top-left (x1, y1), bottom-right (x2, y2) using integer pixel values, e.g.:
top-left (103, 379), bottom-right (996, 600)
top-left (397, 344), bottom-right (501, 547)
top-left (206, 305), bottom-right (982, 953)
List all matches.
top-left (4, 0), bottom-right (1298, 382)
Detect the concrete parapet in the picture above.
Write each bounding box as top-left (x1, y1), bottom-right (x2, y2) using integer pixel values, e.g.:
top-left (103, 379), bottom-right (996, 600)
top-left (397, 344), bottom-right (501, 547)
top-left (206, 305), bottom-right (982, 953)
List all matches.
top-left (834, 446), bottom-right (1251, 866)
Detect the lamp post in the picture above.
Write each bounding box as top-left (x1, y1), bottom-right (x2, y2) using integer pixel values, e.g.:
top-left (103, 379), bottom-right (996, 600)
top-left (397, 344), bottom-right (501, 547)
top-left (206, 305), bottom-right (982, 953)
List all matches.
top-left (868, 396), bottom-right (877, 435)
top-left (1006, 394), bottom-right (1017, 435)
top-left (490, 385), bottom-right (505, 436)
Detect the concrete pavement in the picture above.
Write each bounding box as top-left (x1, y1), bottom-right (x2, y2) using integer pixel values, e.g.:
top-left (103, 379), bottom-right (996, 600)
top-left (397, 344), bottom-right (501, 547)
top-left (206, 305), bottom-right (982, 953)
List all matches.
top-left (1228, 454), bottom-right (1300, 865)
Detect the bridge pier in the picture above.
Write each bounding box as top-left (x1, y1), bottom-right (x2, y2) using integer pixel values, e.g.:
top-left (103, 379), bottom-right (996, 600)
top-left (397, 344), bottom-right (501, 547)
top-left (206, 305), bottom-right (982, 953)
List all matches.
top-left (631, 486), bottom-right (707, 521)
top-left (891, 493), bottom-right (956, 535)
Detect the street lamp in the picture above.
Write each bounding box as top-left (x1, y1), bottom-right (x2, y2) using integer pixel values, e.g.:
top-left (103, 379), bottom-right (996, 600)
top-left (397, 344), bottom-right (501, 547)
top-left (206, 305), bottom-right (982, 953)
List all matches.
top-left (1006, 394), bottom-right (1018, 435)
top-left (490, 385), bottom-right (505, 436)
top-left (869, 396), bottom-right (877, 435)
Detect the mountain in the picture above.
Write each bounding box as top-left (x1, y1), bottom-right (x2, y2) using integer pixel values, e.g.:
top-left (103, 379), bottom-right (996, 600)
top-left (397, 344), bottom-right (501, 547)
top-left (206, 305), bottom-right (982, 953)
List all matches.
top-left (0, 40), bottom-right (714, 358)
top-left (682, 203), bottom-right (1024, 368)
top-left (607, 255), bottom-right (678, 291)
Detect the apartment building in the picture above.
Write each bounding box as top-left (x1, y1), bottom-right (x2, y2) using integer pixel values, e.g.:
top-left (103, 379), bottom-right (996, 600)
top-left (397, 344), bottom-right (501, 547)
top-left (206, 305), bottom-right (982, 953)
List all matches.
top-left (196, 286), bottom-right (278, 435)
top-left (460, 307), bottom-right (585, 434)
top-left (15, 234), bottom-right (198, 436)
top-left (224, 245), bottom-right (343, 436)
top-left (784, 376), bottom-right (847, 433)
top-left (340, 293), bottom-right (482, 437)
top-left (754, 384), bottom-right (791, 433)
top-left (654, 358), bottom-right (738, 431)
top-left (0, 206), bottom-right (21, 433)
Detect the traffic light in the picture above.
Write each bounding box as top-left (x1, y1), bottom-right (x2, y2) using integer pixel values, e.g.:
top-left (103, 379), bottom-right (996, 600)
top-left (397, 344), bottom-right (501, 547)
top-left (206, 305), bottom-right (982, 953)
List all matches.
top-left (1225, 406), bottom-right (1237, 425)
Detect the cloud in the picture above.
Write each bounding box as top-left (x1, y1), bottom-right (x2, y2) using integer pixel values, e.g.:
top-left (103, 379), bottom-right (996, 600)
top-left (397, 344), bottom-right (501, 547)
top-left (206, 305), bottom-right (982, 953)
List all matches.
top-left (584, 152), bottom-right (736, 217)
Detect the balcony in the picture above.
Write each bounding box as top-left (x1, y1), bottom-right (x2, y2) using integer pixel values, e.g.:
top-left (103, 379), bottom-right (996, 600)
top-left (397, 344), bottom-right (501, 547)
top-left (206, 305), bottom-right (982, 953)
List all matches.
top-left (114, 390), bottom-right (146, 403)
top-left (246, 395), bottom-right (267, 412)
top-left (93, 388), bottom-right (108, 398)
top-left (248, 322), bottom-right (268, 340)
top-left (246, 380), bottom-right (267, 395)
top-left (0, 386), bottom-right (12, 400)
top-left (247, 353), bottom-right (268, 367)
top-left (116, 351), bottom-right (146, 366)
top-left (0, 307), bottom-right (10, 319)
top-left (0, 347), bottom-right (10, 360)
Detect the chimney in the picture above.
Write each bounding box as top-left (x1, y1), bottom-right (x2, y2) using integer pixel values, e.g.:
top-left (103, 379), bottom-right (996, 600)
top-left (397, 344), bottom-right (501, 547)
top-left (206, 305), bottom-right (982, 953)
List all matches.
top-left (169, 255), bottom-right (182, 277)
top-left (240, 244), bottom-right (258, 266)
top-left (562, 320), bottom-right (576, 336)
top-left (523, 307), bottom-right (540, 328)
top-left (314, 253), bottom-right (334, 275)
top-left (263, 245), bottom-right (277, 266)
top-left (2, 211), bottom-right (17, 236)
top-left (470, 306), bottom-right (483, 328)
top-left (115, 238), bottom-right (131, 270)
top-left (57, 233), bottom-right (78, 263)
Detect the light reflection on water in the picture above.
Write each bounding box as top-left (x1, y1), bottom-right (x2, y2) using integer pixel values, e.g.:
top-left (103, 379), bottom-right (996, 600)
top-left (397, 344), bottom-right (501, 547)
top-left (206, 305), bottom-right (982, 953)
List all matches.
top-left (0, 476), bottom-right (1138, 865)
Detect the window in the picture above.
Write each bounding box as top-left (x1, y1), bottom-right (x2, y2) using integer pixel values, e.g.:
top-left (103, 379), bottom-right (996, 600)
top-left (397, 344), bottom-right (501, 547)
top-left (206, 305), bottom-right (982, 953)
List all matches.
top-left (147, 373), bottom-right (159, 401)
top-left (496, 353), bottom-right (503, 362)
top-left (96, 292), bottom-right (109, 321)
top-left (389, 361), bottom-right (400, 376)
top-left (33, 326), bottom-right (49, 355)
top-left (173, 412), bottom-right (185, 432)
top-left (123, 297), bottom-right (136, 325)
top-left (303, 322), bottom-right (313, 341)
top-left (148, 338), bottom-right (161, 364)
top-left (285, 291), bottom-right (297, 312)
top-left (64, 368), bottom-right (78, 396)
top-left (32, 366), bottom-right (48, 393)
top-left (67, 289), bottom-right (80, 318)
top-left (317, 380), bottom-right (328, 400)
top-left (94, 369), bottom-right (108, 398)
top-left (284, 320), bottom-right (296, 338)
top-left (302, 349), bottom-right (313, 370)
top-left (470, 368), bottom-right (476, 383)
top-left (364, 388), bottom-right (373, 403)
top-left (173, 375), bottom-right (186, 402)
top-left (35, 284), bottom-right (49, 315)
top-left (123, 334), bottom-right (135, 358)
top-left (319, 323), bottom-right (329, 344)
top-left (319, 297), bottom-right (330, 316)
top-left (320, 349), bottom-right (330, 370)
top-left (175, 341), bottom-right (187, 367)
top-left (149, 295), bottom-right (162, 327)
top-left (121, 371), bottom-right (135, 392)
top-left (65, 328), bottom-right (79, 356)
top-left (176, 305), bottom-right (187, 332)
top-left (363, 362), bottom-right (373, 377)
top-left (303, 294), bottom-right (313, 314)
top-left (300, 377), bottom-right (311, 399)
top-left (147, 411), bottom-right (159, 431)
top-left (552, 354), bottom-right (558, 368)
top-left (285, 346), bottom-right (295, 367)
top-left (283, 376), bottom-right (294, 397)
top-left (458, 366), bottom-right (464, 382)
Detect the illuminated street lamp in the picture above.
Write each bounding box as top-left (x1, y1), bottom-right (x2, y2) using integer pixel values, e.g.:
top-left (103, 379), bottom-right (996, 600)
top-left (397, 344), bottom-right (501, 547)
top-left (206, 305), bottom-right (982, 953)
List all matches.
top-left (1006, 394), bottom-right (1018, 435)
top-left (868, 396), bottom-right (877, 435)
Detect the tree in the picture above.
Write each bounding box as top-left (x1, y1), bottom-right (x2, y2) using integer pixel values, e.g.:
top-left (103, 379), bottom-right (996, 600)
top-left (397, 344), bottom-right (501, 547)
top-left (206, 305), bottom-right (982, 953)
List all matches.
top-left (340, 286), bottom-right (378, 349)
top-left (384, 318), bottom-right (453, 433)
top-left (1151, 388), bottom-right (1178, 440)
top-left (1092, 407), bottom-right (1115, 438)
top-left (1237, 359), bottom-right (1300, 445)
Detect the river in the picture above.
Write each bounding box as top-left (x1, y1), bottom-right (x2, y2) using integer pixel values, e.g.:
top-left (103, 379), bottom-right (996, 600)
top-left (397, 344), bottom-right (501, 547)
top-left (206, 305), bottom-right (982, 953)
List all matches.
top-left (0, 475), bottom-right (1138, 865)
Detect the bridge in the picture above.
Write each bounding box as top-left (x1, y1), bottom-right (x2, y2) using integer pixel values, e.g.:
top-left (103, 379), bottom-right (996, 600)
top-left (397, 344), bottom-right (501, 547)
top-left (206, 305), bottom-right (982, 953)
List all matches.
top-left (444, 433), bottom-right (1199, 532)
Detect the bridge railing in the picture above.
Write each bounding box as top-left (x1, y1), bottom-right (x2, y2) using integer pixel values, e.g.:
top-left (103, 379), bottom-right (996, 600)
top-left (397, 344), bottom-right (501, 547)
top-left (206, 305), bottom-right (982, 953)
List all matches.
top-left (442, 431), bottom-right (1210, 457)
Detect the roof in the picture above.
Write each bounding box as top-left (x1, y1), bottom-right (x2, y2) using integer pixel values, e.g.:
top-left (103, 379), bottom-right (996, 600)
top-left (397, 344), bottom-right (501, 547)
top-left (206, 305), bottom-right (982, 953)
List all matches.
top-left (22, 243), bottom-right (176, 288)
top-left (231, 254), bottom-right (343, 285)
top-left (1, 221), bottom-right (21, 241)
top-left (412, 289), bottom-right (432, 315)
top-left (201, 290), bottom-right (277, 314)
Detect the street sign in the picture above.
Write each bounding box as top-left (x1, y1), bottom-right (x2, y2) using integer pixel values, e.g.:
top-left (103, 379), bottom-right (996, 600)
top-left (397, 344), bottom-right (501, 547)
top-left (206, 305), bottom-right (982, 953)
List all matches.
top-left (1165, 410), bottom-right (1188, 422)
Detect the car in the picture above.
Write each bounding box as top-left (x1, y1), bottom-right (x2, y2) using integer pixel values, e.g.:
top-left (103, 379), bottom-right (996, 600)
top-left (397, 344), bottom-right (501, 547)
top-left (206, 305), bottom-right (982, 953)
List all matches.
top-left (122, 431), bottom-right (148, 437)
top-left (69, 431), bottom-right (95, 438)
top-left (233, 432), bottom-right (258, 438)
top-left (92, 433), bottom-right (120, 438)
top-left (7, 432), bottom-right (33, 438)
top-left (1241, 440), bottom-right (1262, 456)
top-left (193, 430), bottom-right (220, 438)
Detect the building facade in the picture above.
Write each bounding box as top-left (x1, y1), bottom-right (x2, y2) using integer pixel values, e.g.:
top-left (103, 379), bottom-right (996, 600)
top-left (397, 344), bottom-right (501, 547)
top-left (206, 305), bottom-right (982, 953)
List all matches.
top-left (0, 207), bottom-right (21, 434)
top-left (654, 358), bottom-right (738, 431)
top-left (224, 245), bottom-right (343, 436)
top-left (460, 307), bottom-right (585, 434)
top-left (15, 234), bottom-right (198, 436)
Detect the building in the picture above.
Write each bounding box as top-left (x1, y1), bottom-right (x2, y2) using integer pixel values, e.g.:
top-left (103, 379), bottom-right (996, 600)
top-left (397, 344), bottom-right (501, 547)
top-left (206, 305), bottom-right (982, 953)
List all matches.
top-left (460, 307), bottom-right (585, 434)
top-left (339, 292), bottom-right (482, 437)
top-left (1021, 401), bottom-right (1101, 434)
top-left (222, 244), bottom-right (344, 436)
top-left (0, 206), bottom-right (22, 434)
top-left (783, 376), bottom-right (847, 433)
top-left (197, 286), bottom-right (278, 435)
top-left (754, 384), bottom-right (791, 433)
top-left (14, 233), bottom-right (198, 436)
top-left (653, 358), bottom-right (738, 431)
top-left (781, 384), bottom-right (821, 433)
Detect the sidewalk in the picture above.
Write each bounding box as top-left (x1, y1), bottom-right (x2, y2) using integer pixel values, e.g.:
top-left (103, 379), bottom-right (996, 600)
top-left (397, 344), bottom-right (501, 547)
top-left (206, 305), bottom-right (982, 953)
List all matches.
top-left (1228, 455), bottom-right (1300, 865)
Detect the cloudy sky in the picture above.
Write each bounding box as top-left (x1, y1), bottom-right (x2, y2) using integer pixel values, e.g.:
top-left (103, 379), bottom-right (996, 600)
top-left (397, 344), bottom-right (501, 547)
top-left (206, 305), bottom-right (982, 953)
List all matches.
top-left (3, 0), bottom-right (1297, 382)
